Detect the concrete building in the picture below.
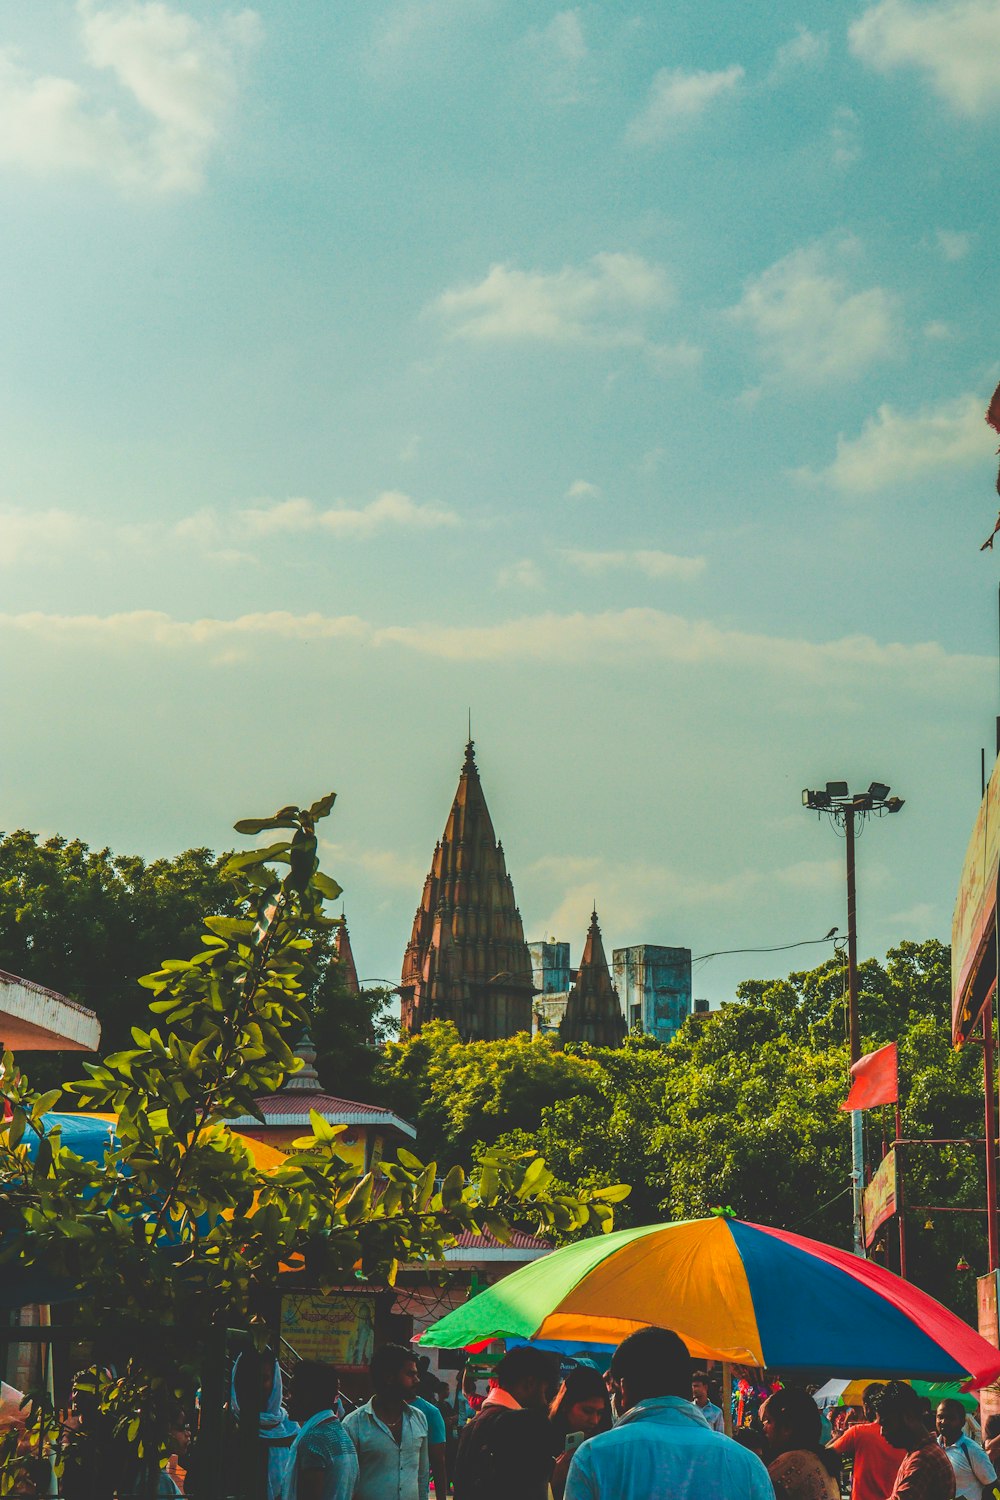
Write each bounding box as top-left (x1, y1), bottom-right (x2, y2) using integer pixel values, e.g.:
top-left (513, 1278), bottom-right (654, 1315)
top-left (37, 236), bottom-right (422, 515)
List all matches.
top-left (529, 940), bottom-right (571, 996)
top-left (612, 945), bottom-right (692, 1043)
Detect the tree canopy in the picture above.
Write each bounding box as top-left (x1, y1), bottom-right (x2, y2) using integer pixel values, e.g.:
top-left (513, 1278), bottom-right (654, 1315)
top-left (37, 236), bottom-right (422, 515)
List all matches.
top-left (375, 939), bottom-right (989, 1317)
top-left (0, 830), bottom-right (393, 1098)
top-left (0, 797), bottom-right (618, 1496)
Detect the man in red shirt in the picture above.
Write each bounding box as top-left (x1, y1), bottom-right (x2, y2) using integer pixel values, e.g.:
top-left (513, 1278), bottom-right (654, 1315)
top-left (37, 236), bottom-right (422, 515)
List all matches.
top-left (878, 1382), bottom-right (955, 1499)
top-left (831, 1383), bottom-right (906, 1500)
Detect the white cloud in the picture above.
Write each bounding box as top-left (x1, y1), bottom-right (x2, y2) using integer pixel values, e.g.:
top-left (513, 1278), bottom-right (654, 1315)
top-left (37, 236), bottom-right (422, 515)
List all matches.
top-left (565, 479), bottom-right (601, 500)
top-left (432, 253), bottom-right (673, 349)
top-left (936, 228), bottom-right (972, 260)
top-left (323, 840), bottom-right (427, 892)
top-left (626, 64), bottom-right (743, 145)
top-left (0, 609), bottom-right (369, 648)
top-left (772, 26), bottom-right (829, 74)
top-left (806, 392), bottom-right (992, 492)
top-left (850, 0), bottom-right (1000, 115)
top-left (497, 558), bottom-right (544, 589)
top-left (239, 492), bottom-right (460, 537)
top-left (0, 2), bottom-right (260, 194)
top-left (1, 606), bottom-right (988, 696)
top-left (831, 106), bottom-right (861, 167)
top-left (0, 507), bottom-right (88, 565)
top-left (369, 0), bottom-right (486, 72)
top-left (728, 237), bottom-right (895, 382)
top-left (562, 548), bottom-right (706, 581)
top-left (523, 10), bottom-right (588, 103)
top-left (527, 852), bottom-right (842, 939)
top-left (923, 320), bottom-right (952, 339)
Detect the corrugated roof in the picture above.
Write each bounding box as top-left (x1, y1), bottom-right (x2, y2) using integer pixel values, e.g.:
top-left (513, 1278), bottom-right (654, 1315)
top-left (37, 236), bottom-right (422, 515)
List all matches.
top-left (228, 1092), bottom-right (416, 1138)
top-left (450, 1228), bottom-right (552, 1251)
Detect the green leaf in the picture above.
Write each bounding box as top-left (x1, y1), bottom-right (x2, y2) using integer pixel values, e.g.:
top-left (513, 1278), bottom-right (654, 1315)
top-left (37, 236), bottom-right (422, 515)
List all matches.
top-left (312, 872), bottom-right (343, 901)
top-left (590, 1183), bottom-right (631, 1203)
top-left (308, 793), bottom-right (337, 822)
top-left (440, 1164), bottom-right (465, 1209)
top-left (234, 815), bottom-right (300, 835)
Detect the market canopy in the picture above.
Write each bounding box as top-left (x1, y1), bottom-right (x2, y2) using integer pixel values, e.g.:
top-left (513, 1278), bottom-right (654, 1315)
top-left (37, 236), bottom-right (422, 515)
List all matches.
top-left (421, 1216), bottom-right (1000, 1388)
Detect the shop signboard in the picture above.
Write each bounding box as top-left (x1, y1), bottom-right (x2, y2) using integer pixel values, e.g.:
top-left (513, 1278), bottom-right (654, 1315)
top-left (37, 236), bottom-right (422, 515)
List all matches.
top-left (977, 1271), bottom-right (1000, 1428)
top-left (281, 1292), bottom-right (376, 1370)
top-left (863, 1150), bottom-right (897, 1248)
top-left (952, 757), bottom-right (1000, 1047)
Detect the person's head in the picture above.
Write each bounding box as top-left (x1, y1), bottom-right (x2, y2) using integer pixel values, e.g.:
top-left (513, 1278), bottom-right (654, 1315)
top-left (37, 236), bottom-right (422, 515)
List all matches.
top-left (935, 1398), bottom-right (966, 1446)
top-left (759, 1388), bottom-right (823, 1458)
top-left (370, 1344), bottom-right (420, 1404)
top-left (734, 1425), bottom-right (767, 1459)
top-left (986, 1413), bottom-right (1000, 1443)
top-left (877, 1381), bottom-right (927, 1452)
top-left (167, 1407), bottom-right (192, 1461)
top-left (691, 1371), bottom-right (712, 1407)
top-left (862, 1383), bottom-right (885, 1423)
top-left (233, 1351), bottom-right (277, 1416)
top-left (287, 1361), bottom-right (340, 1423)
top-left (549, 1367), bottom-right (612, 1441)
top-left (608, 1328), bottom-right (691, 1417)
top-left (493, 1348), bottom-right (560, 1412)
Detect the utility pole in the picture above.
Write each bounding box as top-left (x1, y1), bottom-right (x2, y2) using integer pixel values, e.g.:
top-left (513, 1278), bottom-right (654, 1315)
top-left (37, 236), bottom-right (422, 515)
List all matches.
top-left (803, 781), bottom-right (904, 1258)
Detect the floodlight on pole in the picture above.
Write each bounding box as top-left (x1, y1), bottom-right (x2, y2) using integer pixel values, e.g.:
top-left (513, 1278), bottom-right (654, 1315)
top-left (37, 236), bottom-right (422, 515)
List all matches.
top-left (802, 780), bottom-right (904, 1260)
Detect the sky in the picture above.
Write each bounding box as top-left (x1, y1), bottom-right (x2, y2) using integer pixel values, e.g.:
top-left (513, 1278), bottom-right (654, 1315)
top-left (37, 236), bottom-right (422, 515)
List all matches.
top-left (3, 0), bottom-right (1000, 1012)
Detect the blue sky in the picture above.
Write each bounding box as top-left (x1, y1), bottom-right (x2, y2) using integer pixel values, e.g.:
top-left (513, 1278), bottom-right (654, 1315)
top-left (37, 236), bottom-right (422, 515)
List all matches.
top-left (3, 0), bottom-right (1000, 1010)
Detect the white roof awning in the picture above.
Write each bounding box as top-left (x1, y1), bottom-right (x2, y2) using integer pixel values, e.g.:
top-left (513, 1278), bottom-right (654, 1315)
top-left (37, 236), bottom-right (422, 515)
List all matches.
top-left (0, 970), bottom-right (101, 1052)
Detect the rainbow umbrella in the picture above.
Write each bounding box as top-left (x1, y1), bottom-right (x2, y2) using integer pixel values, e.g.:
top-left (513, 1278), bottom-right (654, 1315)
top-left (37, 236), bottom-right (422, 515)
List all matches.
top-left (420, 1217), bottom-right (1000, 1387)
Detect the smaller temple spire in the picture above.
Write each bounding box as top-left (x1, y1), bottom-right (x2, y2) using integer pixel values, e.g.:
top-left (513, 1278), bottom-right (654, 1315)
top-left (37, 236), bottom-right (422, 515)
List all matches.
top-left (334, 915), bottom-right (360, 996)
top-left (284, 1027), bottom-right (321, 1092)
top-left (560, 906), bottom-right (626, 1048)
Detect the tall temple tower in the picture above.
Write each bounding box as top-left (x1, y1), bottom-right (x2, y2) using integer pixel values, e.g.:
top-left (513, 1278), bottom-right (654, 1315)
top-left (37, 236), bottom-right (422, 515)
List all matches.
top-left (400, 742), bottom-right (535, 1040)
top-left (560, 909), bottom-right (626, 1047)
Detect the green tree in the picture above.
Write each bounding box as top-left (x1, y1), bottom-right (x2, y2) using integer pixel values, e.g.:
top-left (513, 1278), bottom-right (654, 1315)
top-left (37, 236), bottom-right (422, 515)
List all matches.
top-left (0, 830), bottom-right (390, 1096)
top-left (375, 1022), bottom-right (606, 1168)
top-left (0, 796), bottom-right (620, 1497)
top-left (380, 939), bottom-right (991, 1317)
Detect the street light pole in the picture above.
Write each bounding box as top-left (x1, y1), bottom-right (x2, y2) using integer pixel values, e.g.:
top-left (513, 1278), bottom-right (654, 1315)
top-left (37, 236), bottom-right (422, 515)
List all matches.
top-left (802, 781), bottom-right (904, 1260)
top-left (845, 801), bottom-right (864, 1258)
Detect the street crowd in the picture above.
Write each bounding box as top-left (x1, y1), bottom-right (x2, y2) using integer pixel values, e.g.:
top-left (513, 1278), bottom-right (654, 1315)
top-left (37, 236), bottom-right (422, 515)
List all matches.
top-left (37, 1326), bottom-right (1000, 1499)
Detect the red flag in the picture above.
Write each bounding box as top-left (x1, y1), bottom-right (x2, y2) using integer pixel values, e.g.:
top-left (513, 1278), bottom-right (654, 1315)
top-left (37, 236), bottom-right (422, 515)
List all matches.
top-left (840, 1042), bottom-right (898, 1111)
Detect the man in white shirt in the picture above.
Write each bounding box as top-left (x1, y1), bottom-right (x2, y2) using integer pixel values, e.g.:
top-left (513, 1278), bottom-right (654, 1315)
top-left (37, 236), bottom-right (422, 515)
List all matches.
top-left (343, 1345), bottom-right (428, 1500)
top-left (936, 1397), bottom-right (996, 1499)
top-left (690, 1371), bottom-right (725, 1434)
top-left (564, 1327), bottom-right (774, 1500)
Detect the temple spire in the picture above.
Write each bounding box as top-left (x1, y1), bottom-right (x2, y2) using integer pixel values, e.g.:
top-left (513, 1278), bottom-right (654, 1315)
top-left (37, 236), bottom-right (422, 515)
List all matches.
top-left (560, 907), bottom-right (626, 1047)
top-left (400, 741), bottom-right (534, 1040)
top-left (334, 915), bottom-right (360, 996)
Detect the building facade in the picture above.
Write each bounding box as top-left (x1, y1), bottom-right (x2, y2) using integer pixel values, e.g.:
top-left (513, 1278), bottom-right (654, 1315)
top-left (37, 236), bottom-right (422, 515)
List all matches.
top-left (612, 944), bottom-right (692, 1043)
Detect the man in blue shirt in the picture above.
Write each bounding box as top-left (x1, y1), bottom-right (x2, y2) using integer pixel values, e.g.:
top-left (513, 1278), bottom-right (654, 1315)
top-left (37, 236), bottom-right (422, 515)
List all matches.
top-left (564, 1328), bottom-right (774, 1500)
top-left (690, 1371), bottom-right (725, 1434)
top-left (343, 1345), bottom-right (429, 1500)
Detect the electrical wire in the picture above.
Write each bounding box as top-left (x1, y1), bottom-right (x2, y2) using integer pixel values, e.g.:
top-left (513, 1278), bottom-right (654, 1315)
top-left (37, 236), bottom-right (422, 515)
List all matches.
top-left (692, 934), bottom-right (841, 966)
top-left (790, 1186), bottom-right (853, 1231)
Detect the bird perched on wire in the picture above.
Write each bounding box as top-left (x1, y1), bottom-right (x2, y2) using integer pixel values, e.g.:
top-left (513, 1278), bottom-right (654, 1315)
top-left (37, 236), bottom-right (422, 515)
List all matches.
top-left (824, 926), bottom-right (838, 940)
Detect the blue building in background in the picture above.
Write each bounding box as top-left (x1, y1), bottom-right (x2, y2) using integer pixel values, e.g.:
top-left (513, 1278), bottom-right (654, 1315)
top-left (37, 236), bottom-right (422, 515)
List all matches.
top-left (612, 944), bottom-right (692, 1043)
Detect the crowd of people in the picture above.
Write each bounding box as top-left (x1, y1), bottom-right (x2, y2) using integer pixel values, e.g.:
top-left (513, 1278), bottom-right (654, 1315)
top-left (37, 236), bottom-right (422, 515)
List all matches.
top-left (15, 1330), bottom-right (1000, 1499)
